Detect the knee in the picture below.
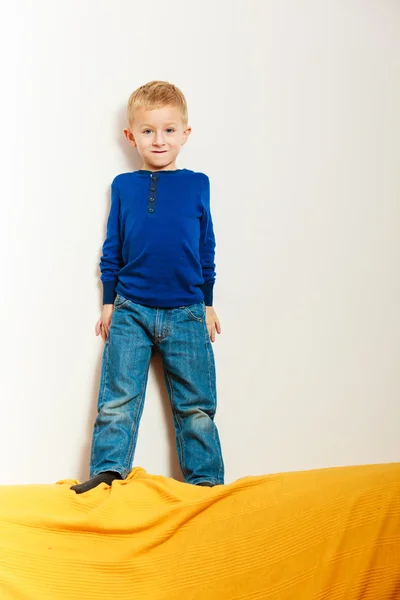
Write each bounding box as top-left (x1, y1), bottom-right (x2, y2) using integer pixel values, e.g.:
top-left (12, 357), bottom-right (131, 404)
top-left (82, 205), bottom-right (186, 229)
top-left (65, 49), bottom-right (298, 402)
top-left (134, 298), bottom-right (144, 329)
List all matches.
top-left (182, 407), bottom-right (215, 426)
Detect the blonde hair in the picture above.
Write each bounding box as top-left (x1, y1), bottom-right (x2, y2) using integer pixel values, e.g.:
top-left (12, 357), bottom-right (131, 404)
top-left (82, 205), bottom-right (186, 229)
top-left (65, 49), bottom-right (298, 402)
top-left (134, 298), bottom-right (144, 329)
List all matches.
top-left (127, 80), bottom-right (188, 126)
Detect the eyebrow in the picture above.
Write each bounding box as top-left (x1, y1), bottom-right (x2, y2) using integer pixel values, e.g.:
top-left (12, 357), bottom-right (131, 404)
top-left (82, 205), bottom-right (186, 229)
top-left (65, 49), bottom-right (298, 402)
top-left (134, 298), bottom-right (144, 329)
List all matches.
top-left (140, 122), bottom-right (179, 127)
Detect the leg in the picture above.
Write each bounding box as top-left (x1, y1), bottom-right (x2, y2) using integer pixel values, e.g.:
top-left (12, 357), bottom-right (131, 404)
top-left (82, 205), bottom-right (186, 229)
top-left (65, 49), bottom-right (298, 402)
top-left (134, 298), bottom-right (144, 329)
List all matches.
top-left (158, 302), bottom-right (224, 486)
top-left (72, 298), bottom-right (153, 493)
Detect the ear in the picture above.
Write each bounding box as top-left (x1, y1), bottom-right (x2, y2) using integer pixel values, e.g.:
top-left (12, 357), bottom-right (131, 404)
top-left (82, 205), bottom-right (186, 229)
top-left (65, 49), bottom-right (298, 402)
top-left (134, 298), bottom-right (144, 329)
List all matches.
top-left (124, 128), bottom-right (137, 147)
top-left (181, 125), bottom-right (192, 146)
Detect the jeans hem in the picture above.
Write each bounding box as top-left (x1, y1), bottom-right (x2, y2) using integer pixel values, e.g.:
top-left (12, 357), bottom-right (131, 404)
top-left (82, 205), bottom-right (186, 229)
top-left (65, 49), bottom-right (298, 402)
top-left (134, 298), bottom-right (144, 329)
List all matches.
top-left (190, 478), bottom-right (224, 486)
top-left (90, 467), bottom-right (128, 479)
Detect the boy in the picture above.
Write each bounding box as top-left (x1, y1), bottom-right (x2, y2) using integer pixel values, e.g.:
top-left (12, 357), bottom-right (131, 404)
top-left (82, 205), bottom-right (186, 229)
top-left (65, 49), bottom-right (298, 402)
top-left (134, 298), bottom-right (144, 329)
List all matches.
top-left (72, 81), bottom-right (224, 493)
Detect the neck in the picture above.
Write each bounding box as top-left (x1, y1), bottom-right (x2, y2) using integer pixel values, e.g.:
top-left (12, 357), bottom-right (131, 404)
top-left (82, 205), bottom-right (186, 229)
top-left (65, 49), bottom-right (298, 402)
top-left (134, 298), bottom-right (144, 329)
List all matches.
top-left (141, 159), bottom-right (177, 172)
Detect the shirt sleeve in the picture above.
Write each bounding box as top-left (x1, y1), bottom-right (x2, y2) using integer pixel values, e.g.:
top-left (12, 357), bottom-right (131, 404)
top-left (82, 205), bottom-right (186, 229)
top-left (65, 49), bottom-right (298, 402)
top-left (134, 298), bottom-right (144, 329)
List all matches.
top-left (199, 174), bottom-right (216, 306)
top-left (99, 179), bottom-right (124, 304)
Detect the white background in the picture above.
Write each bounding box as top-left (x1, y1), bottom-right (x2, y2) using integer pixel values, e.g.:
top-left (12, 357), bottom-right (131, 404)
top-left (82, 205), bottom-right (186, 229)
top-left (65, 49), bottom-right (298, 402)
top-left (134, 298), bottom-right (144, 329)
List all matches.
top-left (1, 1), bottom-right (399, 484)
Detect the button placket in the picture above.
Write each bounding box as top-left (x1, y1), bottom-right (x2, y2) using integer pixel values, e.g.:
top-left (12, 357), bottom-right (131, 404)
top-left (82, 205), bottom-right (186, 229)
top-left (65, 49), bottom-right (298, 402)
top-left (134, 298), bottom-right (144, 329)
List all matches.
top-left (148, 173), bottom-right (159, 214)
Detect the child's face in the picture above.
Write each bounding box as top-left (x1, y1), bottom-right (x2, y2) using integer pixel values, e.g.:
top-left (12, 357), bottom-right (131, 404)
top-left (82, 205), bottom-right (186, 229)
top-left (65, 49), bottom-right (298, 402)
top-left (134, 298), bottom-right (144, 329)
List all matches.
top-left (124, 106), bottom-right (191, 170)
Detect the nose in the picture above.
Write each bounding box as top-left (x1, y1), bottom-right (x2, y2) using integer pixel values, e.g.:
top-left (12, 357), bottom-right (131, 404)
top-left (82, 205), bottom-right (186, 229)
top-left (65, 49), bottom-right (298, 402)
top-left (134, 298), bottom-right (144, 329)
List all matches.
top-left (153, 131), bottom-right (166, 146)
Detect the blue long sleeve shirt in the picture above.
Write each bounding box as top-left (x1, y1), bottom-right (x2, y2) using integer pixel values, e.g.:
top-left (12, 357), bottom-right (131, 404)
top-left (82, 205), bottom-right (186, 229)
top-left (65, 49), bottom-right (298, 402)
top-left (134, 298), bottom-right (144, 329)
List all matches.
top-left (99, 168), bottom-right (216, 308)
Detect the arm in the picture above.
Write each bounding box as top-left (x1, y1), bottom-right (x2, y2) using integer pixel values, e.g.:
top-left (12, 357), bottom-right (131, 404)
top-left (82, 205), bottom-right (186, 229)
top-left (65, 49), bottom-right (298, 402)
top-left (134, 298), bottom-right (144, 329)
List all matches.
top-left (199, 175), bottom-right (221, 342)
top-left (99, 179), bottom-right (123, 305)
top-left (199, 175), bottom-right (216, 307)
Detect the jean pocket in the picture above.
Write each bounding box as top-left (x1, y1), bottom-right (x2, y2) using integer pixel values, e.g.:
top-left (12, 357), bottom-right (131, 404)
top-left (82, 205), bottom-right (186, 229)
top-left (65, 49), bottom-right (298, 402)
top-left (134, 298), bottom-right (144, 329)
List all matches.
top-left (180, 302), bottom-right (205, 323)
top-left (114, 294), bottom-right (130, 310)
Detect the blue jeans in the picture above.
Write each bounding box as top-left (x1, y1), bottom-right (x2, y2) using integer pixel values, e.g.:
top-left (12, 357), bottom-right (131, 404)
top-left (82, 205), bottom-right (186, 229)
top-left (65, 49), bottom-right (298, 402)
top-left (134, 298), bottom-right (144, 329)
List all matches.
top-left (90, 294), bottom-right (224, 485)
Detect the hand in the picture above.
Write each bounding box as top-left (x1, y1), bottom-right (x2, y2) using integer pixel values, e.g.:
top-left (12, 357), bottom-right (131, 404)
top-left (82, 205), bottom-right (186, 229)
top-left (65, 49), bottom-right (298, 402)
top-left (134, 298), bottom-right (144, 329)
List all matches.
top-left (95, 304), bottom-right (114, 342)
top-left (206, 306), bottom-right (221, 343)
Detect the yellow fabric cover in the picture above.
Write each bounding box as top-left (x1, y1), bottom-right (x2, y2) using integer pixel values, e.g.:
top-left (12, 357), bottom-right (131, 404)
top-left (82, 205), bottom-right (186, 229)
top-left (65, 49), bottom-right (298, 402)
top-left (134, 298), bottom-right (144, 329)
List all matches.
top-left (0, 464), bottom-right (399, 599)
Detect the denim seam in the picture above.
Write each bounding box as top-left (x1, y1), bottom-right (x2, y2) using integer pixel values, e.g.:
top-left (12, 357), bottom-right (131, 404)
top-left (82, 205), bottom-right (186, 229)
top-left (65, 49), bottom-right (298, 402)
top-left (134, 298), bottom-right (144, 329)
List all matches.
top-left (204, 322), bottom-right (216, 411)
top-left (90, 335), bottom-right (111, 469)
top-left (113, 294), bottom-right (130, 310)
top-left (154, 309), bottom-right (171, 343)
top-left (203, 319), bottom-right (223, 482)
top-left (154, 309), bottom-right (160, 343)
top-left (183, 306), bottom-right (204, 323)
top-left (125, 353), bottom-right (152, 476)
top-left (165, 369), bottom-right (188, 481)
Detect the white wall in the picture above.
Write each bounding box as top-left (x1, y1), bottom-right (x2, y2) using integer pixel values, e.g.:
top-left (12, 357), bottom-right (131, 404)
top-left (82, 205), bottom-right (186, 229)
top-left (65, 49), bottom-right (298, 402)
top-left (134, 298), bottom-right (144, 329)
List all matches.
top-left (1, 0), bottom-right (399, 485)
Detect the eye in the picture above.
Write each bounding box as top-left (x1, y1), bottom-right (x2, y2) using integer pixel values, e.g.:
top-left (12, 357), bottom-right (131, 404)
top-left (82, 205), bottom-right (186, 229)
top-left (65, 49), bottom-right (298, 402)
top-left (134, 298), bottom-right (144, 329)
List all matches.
top-left (166, 128), bottom-right (175, 133)
top-left (143, 129), bottom-right (152, 134)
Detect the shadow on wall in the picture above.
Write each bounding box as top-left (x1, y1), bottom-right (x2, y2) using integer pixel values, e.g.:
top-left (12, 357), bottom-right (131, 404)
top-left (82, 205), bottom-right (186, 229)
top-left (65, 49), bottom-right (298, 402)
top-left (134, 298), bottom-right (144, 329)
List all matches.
top-left (76, 106), bottom-right (183, 483)
top-left (116, 103), bottom-right (142, 172)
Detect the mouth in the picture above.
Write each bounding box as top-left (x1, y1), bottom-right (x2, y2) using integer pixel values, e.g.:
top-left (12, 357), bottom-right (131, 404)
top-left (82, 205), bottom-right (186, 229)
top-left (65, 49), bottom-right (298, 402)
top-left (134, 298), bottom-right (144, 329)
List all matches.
top-left (152, 150), bottom-right (167, 154)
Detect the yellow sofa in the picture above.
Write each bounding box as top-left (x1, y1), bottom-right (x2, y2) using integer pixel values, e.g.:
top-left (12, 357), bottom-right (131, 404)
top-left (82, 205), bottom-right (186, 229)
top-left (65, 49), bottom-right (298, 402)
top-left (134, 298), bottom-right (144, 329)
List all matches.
top-left (0, 463), bottom-right (399, 599)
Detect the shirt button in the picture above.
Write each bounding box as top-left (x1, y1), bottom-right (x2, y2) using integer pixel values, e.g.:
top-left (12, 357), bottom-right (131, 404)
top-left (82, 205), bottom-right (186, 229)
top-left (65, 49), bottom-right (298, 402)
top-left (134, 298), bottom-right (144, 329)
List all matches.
top-left (149, 197), bottom-right (155, 202)
top-left (148, 207), bottom-right (155, 213)
top-left (150, 186), bottom-right (156, 192)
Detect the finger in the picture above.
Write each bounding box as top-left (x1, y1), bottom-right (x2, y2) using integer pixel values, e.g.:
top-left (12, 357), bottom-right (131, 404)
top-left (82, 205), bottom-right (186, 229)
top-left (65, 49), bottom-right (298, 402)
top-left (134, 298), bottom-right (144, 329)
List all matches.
top-left (95, 320), bottom-right (102, 336)
top-left (211, 326), bottom-right (216, 343)
top-left (216, 319), bottom-right (222, 334)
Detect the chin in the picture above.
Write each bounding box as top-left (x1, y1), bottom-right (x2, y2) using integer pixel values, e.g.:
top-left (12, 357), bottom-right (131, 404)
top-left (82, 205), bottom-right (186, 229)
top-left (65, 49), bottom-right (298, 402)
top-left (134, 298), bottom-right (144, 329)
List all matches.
top-left (150, 157), bottom-right (176, 168)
